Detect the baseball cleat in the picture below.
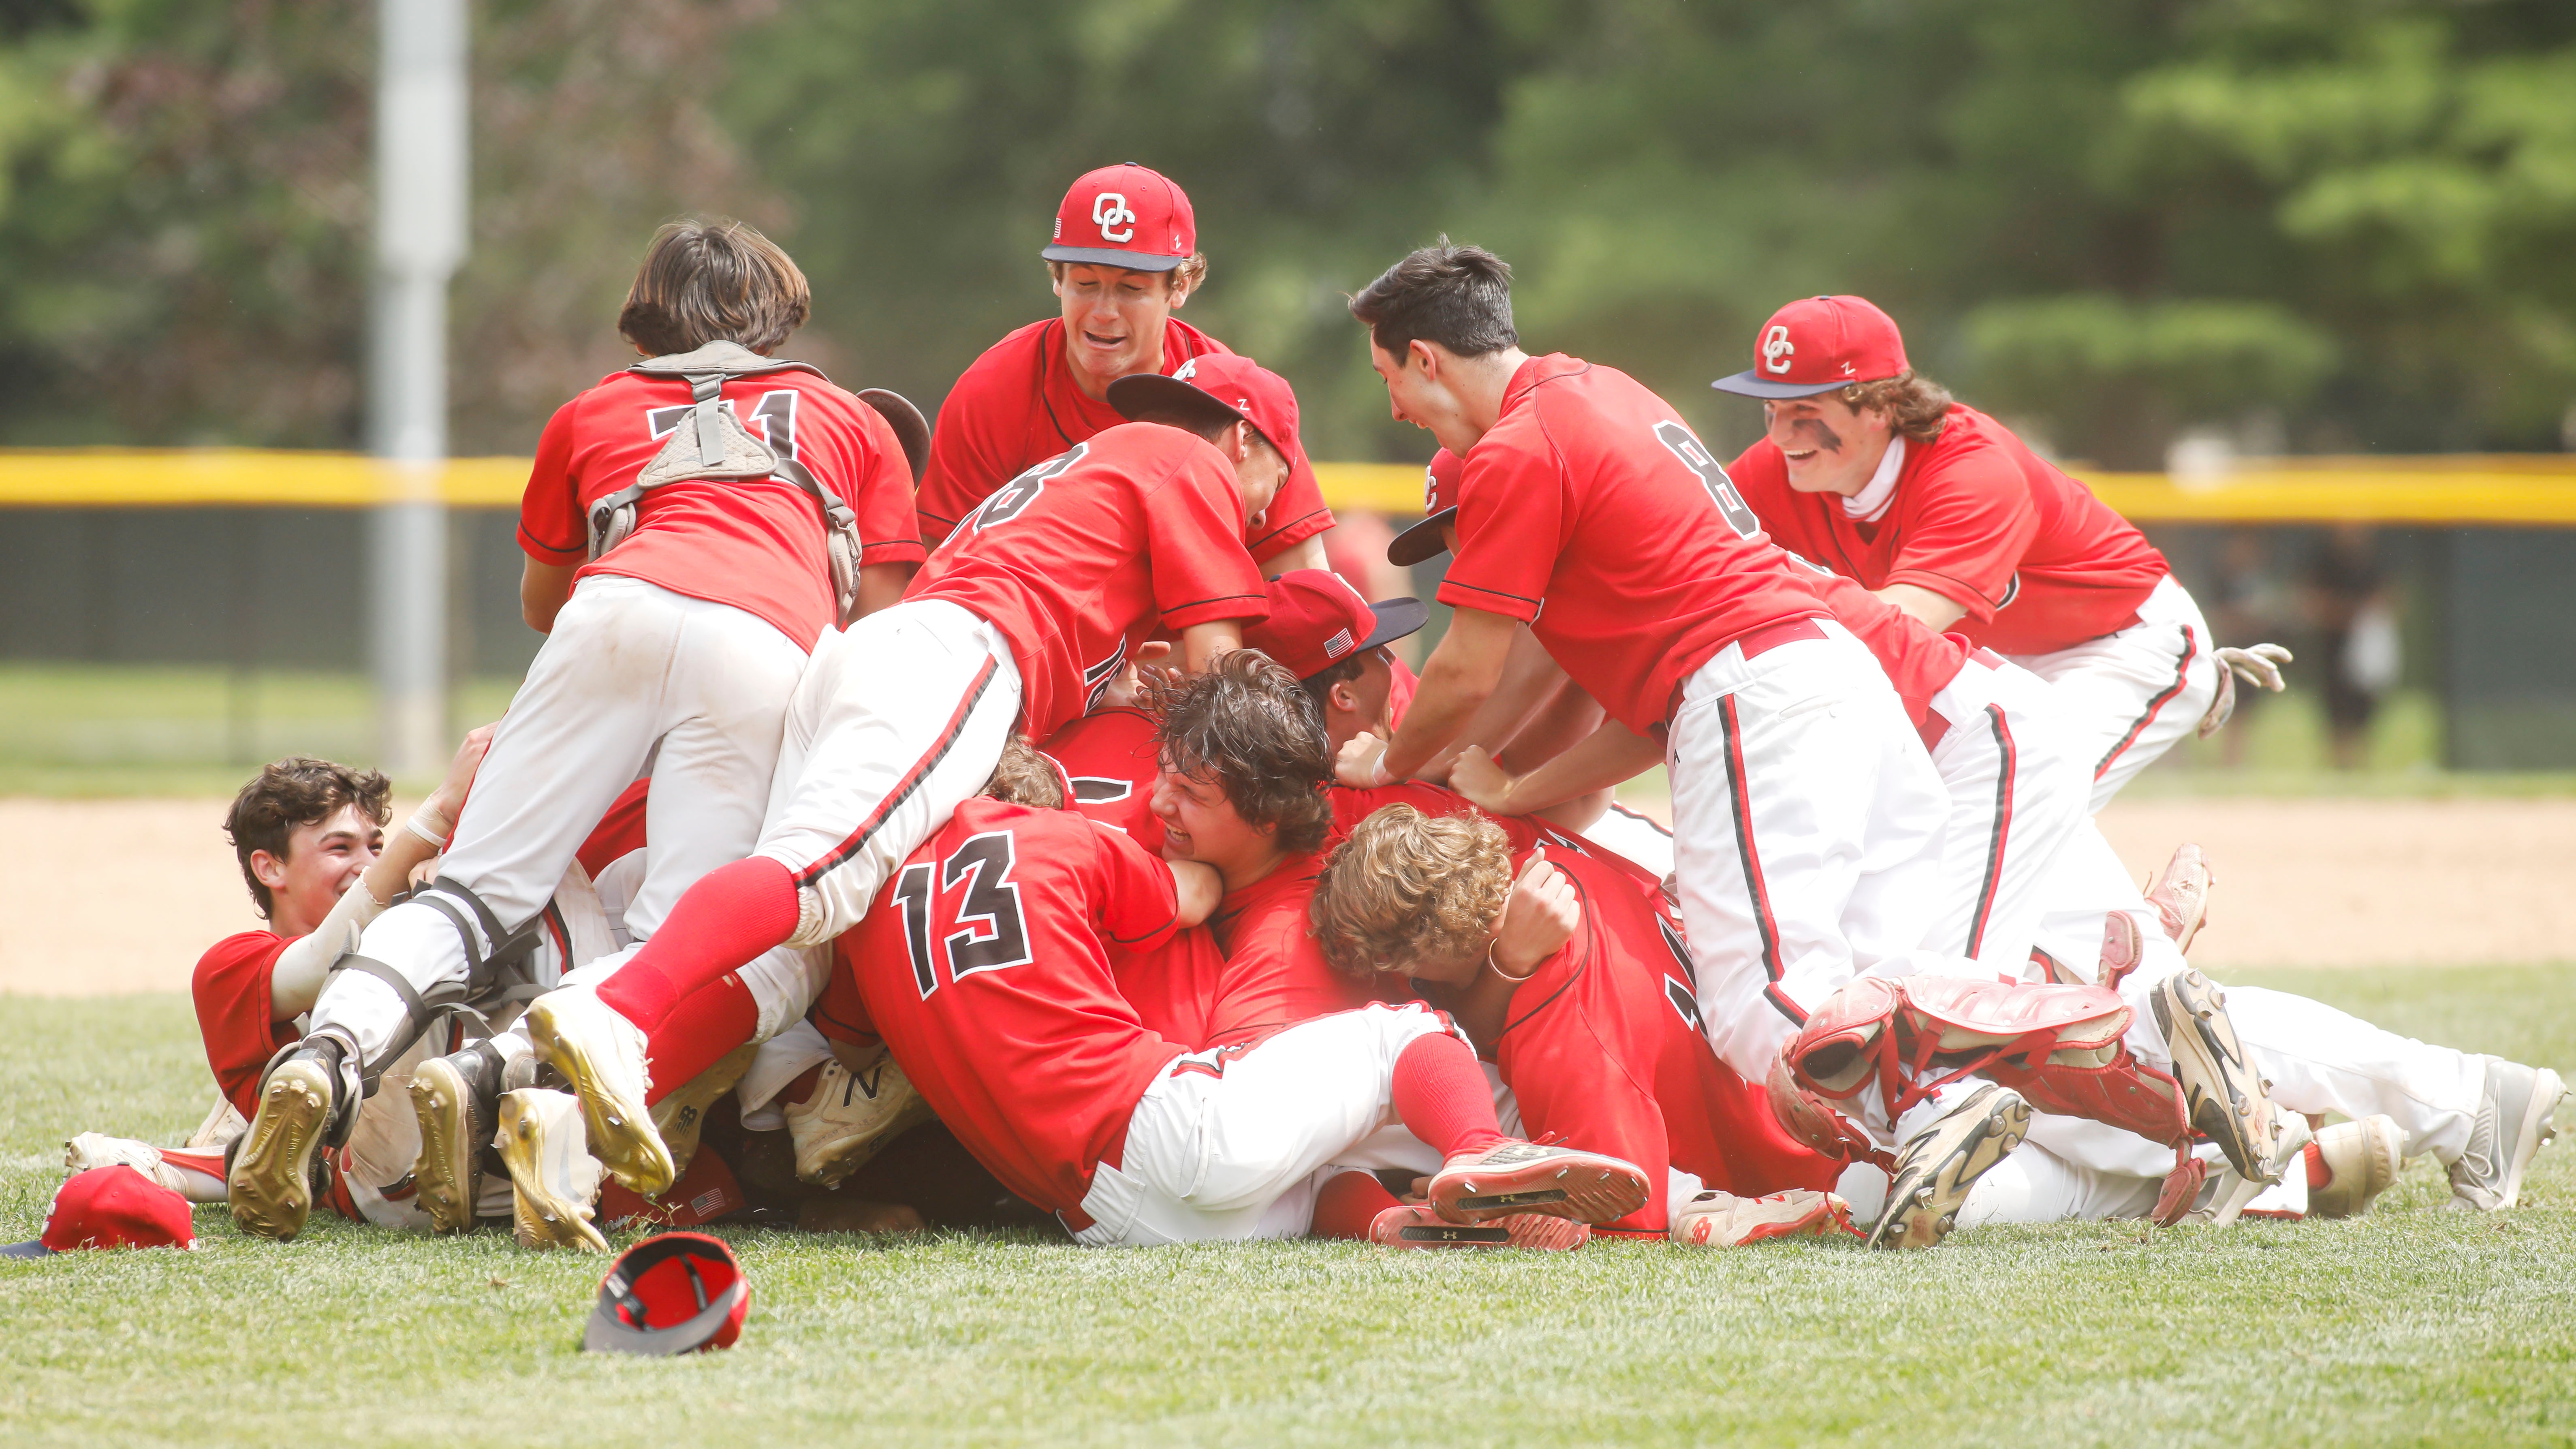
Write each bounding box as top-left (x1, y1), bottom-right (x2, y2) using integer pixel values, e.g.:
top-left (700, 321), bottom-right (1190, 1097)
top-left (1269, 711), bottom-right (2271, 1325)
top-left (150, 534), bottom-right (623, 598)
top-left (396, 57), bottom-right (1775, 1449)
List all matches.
top-left (526, 984), bottom-right (671, 1197)
top-left (495, 1088), bottom-right (609, 1252)
top-left (2311, 1113), bottom-right (2405, 1220)
top-left (227, 1049), bottom-right (340, 1242)
top-left (64, 1133), bottom-right (191, 1196)
top-left (409, 1045), bottom-right (505, 1235)
top-left (2447, 1058), bottom-right (2565, 1212)
top-left (654, 1042), bottom-right (758, 1180)
top-left (2190, 1113), bottom-right (2314, 1227)
top-left (2145, 844), bottom-right (2214, 952)
top-left (2151, 969), bottom-right (2279, 1182)
top-left (1672, 1188), bottom-right (1860, 1248)
top-left (1367, 1204), bottom-right (1589, 1251)
top-left (1869, 1083), bottom-right (2030, 1250)
top-left (1425, 1138), bottom-right (1649, 1226)
top-left (788, 1054), bottom-right (935, 1188)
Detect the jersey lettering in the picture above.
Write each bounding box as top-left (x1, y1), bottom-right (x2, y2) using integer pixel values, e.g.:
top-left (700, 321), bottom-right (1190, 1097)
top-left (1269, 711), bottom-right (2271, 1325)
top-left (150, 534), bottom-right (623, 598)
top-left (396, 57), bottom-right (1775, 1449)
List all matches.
top-left (1069, 777), bottom-right (1133, 804)
top-left (971, 443), bottom-right (1087, 532)
top-left (894, 861), bottom-right (939, 998)
top-left (896, 831), bottom-right (1036, 999)
top-left (1653, 420), bottom-right (1762, 540)
top-left (1655, 913), bottom-right (1698, 994)
top-left (644, 390), bottom-right (802, 461)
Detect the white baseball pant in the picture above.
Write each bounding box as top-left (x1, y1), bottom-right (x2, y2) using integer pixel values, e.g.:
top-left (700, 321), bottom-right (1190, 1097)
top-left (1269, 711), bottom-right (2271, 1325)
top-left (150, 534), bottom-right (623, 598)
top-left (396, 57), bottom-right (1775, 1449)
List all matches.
top-left (1666, 620), bottom-right (1953, 1084)
top-left (756, 598), bottom-right (1024, 947)
top-left (2006, 574), bottom-right (2221, 813)
top-left (1581, 801), bottom-right (1677, 883)
top-left (1919, 651), bottom-right (2090, 974)
top-left (1068, 1004), bottom-right (1465, 1247)
top-left (314, 575), bottom-right (805, 1065)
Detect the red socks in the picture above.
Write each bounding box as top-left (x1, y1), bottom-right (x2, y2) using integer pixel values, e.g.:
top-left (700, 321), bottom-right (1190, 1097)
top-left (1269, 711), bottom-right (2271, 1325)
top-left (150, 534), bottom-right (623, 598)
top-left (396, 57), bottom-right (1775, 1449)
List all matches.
top-left (1310, 1171), bottom-right (1403, 1240)
top-left (640, 972), bottom-right (759, 1107)
top-left (1391, 1033), bottom-right (1509, 1161)
top-left (2305, 1141), bottom-right (2331, 1190)
top-left (596, 857), bottom-right (800, 1035)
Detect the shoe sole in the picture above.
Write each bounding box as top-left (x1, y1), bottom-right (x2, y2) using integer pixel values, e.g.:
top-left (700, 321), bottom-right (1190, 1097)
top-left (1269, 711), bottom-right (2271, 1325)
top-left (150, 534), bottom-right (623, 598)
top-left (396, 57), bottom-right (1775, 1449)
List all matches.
top-left (527, 996), bottom-right (673, 1198)
top-left (795, 1091), bottom-right (936, 1188)
top-left (653, 1042), bottom-right (759, 1180)
top-left (1675, 1195), bottom-right (1858, 1247)
top-left (228, 1059), bottom-right (332, 1242)
top-left (2495, 1067), bottom-right (2567, 1211)
top-left (2153, 971), bottom-right (2275, 1182)
top-left (2310, 1114), bottom-right (2403, 1219)
top-left (1431, 1151), bottom-right (1649, 1226)
top-left (408, 1058), bottom-right (481, 1236)
top-left (1869, 1085), bottom-right (2031, 1250)
top-left (495, 1092), bottom-right (608, 1253)
top-left (1373, 1210), bottom-right (1589, 1251)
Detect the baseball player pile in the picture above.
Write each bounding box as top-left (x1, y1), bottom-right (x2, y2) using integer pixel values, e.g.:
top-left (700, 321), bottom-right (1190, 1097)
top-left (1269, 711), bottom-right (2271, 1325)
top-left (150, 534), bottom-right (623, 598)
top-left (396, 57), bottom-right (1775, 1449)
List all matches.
top-left (56, 164), bottom-right (2567, 1261)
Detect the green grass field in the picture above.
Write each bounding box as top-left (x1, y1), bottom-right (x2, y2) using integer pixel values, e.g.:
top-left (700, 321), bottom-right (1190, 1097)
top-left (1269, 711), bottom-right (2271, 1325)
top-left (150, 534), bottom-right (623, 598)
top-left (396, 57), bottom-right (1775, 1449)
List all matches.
top-left (5, 966), bottom-right (2573, 1447)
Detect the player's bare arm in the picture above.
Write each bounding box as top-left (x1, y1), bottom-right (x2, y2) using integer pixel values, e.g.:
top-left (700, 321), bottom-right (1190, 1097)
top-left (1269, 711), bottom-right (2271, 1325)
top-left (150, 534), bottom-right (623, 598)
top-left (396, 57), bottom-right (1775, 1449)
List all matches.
top-left (852, 560), bottom-right (918, 621)
top-left (1164, 858), bottom-right (1224, 928)
top-left (1875, 581), bottom-right (1967, 631)
top-left (520, 558), bottom-right (580, 632)
top-left (1259, 533), bottom-right (1329, 575)
top-left (1177, 619), bottom-right (1244, 674)
top-left (1418, 624), bottom-right (1569, 783)
top-left (1450, 714), bottom-right (1663, 820)
top-left (1336, 604), bottom-right (1516, 786)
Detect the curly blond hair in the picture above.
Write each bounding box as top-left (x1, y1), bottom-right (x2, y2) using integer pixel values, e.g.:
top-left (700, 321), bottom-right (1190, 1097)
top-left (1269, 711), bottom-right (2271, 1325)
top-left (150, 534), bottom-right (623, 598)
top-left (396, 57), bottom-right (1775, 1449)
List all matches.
top-left (1310, 805), bottom-right (1514, 979)
top-left (982, 737), bottom-right (1068, 810)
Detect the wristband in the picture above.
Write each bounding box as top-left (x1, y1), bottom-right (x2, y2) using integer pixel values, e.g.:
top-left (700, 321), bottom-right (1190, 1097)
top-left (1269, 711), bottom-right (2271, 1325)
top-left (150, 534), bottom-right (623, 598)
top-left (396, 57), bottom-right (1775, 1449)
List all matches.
top-left (1369, 755), bottom-right (1396, 789)
top-left (1483, 942), bottom-right (1538, 983)
top-left (405, 813), bottom-right (451, 851)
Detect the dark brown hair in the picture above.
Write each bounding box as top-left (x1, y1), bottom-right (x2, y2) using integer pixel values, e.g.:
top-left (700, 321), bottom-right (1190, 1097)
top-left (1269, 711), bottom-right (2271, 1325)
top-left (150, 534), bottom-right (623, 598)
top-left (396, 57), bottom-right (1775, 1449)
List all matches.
top-left (983, 737), bottom-right (1069, 811)
top-left (223, 757), bottom-right (392, 919)
top-left (1300, 653), bottom-right (1367, 711)
top-left (1840, 369), bottom-right (1954, 443)
top-left (1151, 650), bottom-right (1335, 857)
top-left (1348, 240), bottom-right (1517, 361)
top-left (618, 218), bottom-right (811, 357)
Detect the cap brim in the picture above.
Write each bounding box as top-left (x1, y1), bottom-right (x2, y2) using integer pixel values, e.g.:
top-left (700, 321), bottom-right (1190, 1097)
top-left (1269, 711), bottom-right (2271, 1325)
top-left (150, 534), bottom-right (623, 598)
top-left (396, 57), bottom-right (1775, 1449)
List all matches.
top-left (1710, 369), bottom-right (1850, 399)
top-left (1107, 373), bottom-right (1263, 443)
top-left (1386, 508), bottom-right (1457, 568)
top-left (1041, 245), bottom-right (1185, 271)
top-left (0, 1239), bottom-right (53, 1258)
top-left (1358, 598), bottom-right (1429, 653)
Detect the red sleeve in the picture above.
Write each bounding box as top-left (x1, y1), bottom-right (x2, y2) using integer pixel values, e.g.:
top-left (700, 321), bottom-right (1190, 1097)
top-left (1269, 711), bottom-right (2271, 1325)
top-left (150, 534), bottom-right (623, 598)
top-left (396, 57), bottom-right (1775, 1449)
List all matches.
top-left (849, 405), bottom-right (929, 568)
top-left (920, 333), bottom-right (1038, 544)
top-left (1141, 450), bottom-right (1269, 630)
top-left (575, 778), bottom-right (651, 880)
top-left (1436, 436), bottom-right (1565, 623)
top-left (1087, 819), bottom-right (1183, 953)
top-left (516, 400), bottom-right (588, 564)
top-left (192, 932), bottom-right (299, 1117)
top-left (813, 936), bottom-right (882, 1047)
top-left (1247, 457), bottom-right (1335, 563)
top-left (1886, 440), bottom-right (2040, 621)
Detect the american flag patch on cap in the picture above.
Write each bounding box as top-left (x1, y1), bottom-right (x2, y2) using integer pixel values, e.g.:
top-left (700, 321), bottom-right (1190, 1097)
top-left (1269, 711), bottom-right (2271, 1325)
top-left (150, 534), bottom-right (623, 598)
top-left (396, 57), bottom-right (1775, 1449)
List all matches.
top-left (1324, 628), bottom-right (1354, 659)
top-left (691, 1188), bottom-right (728, 1218)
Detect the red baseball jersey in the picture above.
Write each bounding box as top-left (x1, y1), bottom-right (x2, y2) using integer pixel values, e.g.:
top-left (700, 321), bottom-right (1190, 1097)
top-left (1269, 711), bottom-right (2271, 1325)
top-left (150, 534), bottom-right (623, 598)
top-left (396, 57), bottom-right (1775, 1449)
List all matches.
top-left (1780, 554), bottom-right (1967, 727)
top-left (1440, 355), bottom-right (1831, 733)
top-left (575, 777), bottom-right (653, 880)
top-left (1480, 846), bottom-right (1837, 1235)
top-left (192, 931), bottom-right (300, 1117)
top-left (834, 799), bottom-right (1187, 1215)
top-left (1042, 706), bottom-right (1165, 853)
top-left (1202, 854), bottom-right (1401, 1051)
top-left (906, 421), bottom-right (1268, 743)
top-left (1112, 927), bottom-right (1227, 1052)
top-left (1726, 404), bottom-right (2170, 656)
top-left (518, 366), bottom-right (924, 652)
top-left (919, 317), bottom-right (1332, 562)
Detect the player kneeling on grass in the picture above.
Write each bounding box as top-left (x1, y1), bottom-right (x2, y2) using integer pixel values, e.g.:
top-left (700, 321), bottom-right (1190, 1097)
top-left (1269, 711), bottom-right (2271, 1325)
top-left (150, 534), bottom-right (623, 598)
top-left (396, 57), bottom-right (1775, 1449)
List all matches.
top-left (818, 725), bottom-right (1648, 1247)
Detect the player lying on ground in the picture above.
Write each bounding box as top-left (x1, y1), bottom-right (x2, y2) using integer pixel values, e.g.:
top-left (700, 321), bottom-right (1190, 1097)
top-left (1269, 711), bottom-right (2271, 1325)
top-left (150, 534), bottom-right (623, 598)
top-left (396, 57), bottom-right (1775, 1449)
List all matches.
top-left (814, 737), bottom-right (1648, 1247)
top-left (228, 218), bottom-right (919, 1242)
top-left (916, 161), bottom-right (1332, 573)
top-left (1711, 294), bottom-right (2290, 813)
top-left (526, 355), bottom-right (1303, 1198)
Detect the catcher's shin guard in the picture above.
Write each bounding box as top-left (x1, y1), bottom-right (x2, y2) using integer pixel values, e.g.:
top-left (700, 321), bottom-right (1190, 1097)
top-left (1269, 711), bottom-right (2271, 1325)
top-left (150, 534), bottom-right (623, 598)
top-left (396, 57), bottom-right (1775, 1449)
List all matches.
top-left (1783, 975), bottom-right (2135, 1127)
top-left (1766, 1047), bottom-right (1893, 1171)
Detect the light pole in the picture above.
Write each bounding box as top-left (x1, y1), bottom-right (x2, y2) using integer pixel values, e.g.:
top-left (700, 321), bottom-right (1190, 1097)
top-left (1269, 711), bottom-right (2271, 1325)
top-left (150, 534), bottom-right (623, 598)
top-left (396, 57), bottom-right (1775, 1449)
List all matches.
top-left (368, 0), bottom-right (467, 776)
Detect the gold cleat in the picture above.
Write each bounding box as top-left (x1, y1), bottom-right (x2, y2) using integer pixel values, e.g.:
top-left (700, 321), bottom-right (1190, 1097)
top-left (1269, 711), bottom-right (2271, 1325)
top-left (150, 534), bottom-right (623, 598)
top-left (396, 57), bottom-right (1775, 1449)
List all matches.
top-left (408, 1054), bottom-right (494, 1235)
top-left (227, 1056), bottom-right (336, 1242)
top-left (526, 985), bottom-right (673, 1197)
top-left (495, 1088), bottom-right (609, 1252)
top-left (654, 1043), bottom-right (758, 1180)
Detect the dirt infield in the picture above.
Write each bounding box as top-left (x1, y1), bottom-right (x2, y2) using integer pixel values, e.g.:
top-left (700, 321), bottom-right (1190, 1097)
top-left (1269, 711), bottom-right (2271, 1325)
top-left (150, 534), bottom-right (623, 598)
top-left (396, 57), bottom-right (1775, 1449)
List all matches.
top-left (1, 793), bottom-right (2569, 997)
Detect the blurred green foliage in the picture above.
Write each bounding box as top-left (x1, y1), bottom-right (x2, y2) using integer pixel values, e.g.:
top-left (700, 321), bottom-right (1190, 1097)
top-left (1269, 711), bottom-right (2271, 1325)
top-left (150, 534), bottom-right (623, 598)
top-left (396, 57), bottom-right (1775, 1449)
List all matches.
top-left (0, 0), bottom-right (2570, 467)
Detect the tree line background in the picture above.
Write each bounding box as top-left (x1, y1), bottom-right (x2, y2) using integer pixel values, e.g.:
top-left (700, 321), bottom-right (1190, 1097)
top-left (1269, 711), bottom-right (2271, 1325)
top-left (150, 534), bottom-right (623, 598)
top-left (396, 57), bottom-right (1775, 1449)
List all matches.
top-left (2, 0), bottom-right (2572, 472)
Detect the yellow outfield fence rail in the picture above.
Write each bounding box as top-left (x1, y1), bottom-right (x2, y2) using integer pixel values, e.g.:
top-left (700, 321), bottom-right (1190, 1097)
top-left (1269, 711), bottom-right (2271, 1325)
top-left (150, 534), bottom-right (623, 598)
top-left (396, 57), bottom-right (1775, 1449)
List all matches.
top-left (3, 448), bottom-right (2576, 526)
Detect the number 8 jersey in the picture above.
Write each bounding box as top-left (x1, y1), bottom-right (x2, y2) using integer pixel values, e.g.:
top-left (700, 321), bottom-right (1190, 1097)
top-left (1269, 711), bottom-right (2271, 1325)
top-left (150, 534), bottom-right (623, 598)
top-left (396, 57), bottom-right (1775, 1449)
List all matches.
top-left (823, 797), bottom-right (1191, 1216)
top-left (1437, 354), bottom-right (1833, 735)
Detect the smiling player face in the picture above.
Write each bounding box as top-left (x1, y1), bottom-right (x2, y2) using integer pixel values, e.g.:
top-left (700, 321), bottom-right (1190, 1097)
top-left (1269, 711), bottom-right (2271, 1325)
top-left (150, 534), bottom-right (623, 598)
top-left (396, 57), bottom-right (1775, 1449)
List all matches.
top-left (1054, 263), bottom-right (1183, 391)
top-left (1763, 393), bottom-right (1887, 498)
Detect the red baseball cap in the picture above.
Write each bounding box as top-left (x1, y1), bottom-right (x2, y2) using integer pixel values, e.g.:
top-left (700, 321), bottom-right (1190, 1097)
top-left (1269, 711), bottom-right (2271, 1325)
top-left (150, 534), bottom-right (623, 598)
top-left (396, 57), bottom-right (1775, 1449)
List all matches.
top-left (2, 1166), bottom-right (194, 1257)
top-left (1241, 569), bottom-right (1428, 681)
top-left (581, 1231), bottom-right (750, 1356)
top-left (1386, 448), bottom-right (1462, 567)
top-left (1107, 352), bottom-right (1311, 487)
top-left (1042, 162), bottom-right (1197, 272)
top-left (1711, 295), bottom-right (1910, 399)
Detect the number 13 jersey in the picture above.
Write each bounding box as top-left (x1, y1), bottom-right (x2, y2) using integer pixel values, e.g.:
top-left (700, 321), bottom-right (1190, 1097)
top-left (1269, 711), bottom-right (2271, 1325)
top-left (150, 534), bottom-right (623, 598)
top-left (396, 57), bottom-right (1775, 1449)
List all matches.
top-left (1437, 354), bottom-right (1831, 735)
top-left (833, 798), bottom-right (1189, 1215)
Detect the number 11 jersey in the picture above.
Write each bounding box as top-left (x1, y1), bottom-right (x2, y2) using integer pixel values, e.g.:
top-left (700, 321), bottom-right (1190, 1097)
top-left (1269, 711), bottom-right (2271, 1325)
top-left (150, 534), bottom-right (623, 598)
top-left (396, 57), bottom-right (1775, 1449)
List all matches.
top-left (1437, 354), bottom-right (1831, 735)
